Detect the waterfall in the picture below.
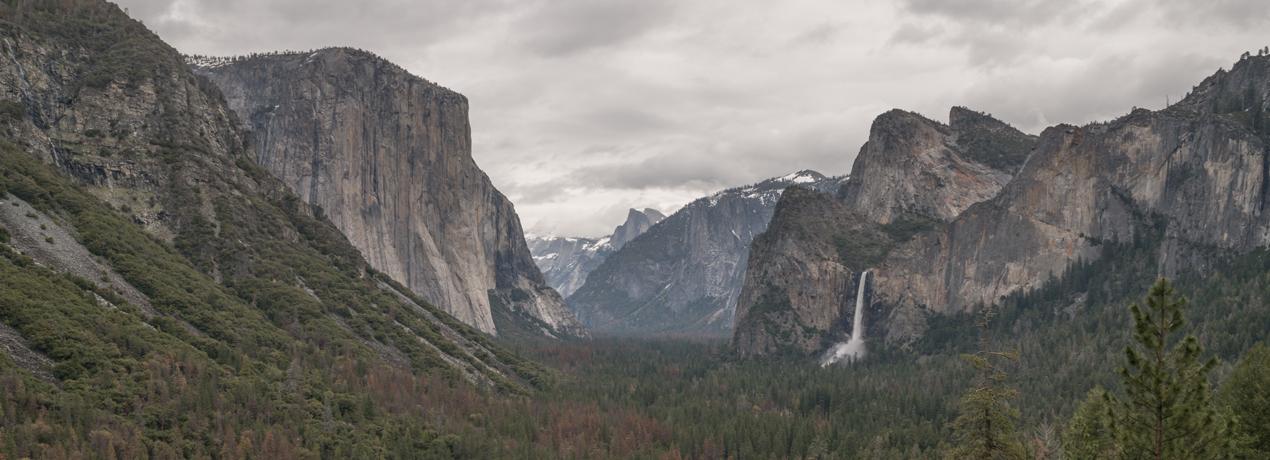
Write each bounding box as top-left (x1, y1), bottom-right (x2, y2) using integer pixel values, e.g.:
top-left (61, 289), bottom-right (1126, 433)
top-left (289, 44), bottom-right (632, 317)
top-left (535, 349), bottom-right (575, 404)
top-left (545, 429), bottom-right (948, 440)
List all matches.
top-left (821, 270), bottom-right (869, 367)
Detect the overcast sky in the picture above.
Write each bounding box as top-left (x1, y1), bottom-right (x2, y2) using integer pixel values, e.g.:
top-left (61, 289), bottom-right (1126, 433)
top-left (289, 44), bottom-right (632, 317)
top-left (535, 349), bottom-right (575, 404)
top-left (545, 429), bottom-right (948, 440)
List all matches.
top-left (116, 0), bottom-right (1269, 236)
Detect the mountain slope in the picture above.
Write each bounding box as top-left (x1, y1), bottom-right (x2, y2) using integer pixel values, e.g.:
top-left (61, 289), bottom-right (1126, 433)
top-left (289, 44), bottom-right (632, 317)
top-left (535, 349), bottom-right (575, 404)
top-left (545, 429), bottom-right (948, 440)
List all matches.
top-left (568, 171), bottom-right (843, 337)
top-left (733, 108), bottom-right (1036, 357)
top-left (876, 56), bottom-right (1270, 345)
top-left (0, 1), bottom-right (546, 455)
top-left (610, 207), bottom-right (666, 248)
top-left (527, 207), bottom-right (665, 297)
top-left (734, 55), bottom-right (1270, 359)
top-left (191, 49), bottom-right (584, 338)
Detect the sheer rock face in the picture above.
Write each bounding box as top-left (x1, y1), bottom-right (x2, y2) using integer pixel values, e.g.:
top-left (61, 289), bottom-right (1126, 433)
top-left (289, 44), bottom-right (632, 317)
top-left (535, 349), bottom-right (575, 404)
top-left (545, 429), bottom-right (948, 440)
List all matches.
top-left (0, 2), bottom-right (545, 385)
top-left (733, 108), bottom-right (1035, 357)
top-left (568, 171), bottom-right (843, 337)
top-left (527, 208), bottom-right (665, 298)
top-left (735, 55), bottom-right (1270, 357)
top-left (842, 108), bottom-right (1030, 224)
top-left (0, 22), bottom-right (241, 242)
top-left (877, 86), bottom-right (1270, 344)
top-left (732, 187), bottom-right (882, 357)
top-left (610, 208), bottom-right (666, 248)
top-left (194, 49), bottom-right (583, 337)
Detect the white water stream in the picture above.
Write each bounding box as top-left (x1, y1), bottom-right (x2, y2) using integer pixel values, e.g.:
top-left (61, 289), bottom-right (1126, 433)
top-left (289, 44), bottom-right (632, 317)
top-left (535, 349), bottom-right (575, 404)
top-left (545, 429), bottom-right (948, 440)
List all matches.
top-left (821, 270), bottom-right (869, 367)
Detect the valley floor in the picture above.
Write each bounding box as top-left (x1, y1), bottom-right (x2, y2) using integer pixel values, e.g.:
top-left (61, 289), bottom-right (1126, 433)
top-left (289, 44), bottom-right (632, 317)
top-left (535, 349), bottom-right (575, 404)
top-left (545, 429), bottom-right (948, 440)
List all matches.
top-left (449, 241), bottom-right (1270, 458)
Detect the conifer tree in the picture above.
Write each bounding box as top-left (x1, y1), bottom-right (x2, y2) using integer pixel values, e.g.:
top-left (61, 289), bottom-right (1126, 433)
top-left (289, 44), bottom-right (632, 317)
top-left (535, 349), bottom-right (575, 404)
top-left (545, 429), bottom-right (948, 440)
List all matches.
top-left (1107, 278), bottom-right (1229, 459)
top-left (1062, 387), bottom-right (1118, 459)
top-left (946, 308), bottom-right (1027, 460)
top-left (1218, 343), bottom-right (1270, 455)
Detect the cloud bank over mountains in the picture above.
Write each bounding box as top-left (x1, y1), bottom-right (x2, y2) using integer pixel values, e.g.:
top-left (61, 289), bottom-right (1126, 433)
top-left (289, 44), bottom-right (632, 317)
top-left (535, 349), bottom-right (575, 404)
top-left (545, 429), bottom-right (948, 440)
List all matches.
top-left (119, 0), bottom-right (1270, 236)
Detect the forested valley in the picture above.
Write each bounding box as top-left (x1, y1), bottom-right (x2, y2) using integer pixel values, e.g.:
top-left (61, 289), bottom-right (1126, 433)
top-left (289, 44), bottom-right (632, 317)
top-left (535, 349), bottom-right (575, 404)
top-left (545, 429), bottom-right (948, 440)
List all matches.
top-left (1, 1), bottom-right (1269, 459)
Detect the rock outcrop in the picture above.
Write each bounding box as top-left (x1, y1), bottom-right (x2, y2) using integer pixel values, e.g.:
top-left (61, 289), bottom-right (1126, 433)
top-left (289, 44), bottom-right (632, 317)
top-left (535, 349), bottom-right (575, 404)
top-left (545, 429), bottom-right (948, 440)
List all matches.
top-left (192, 49), bottom-right (584, 338)
top-left (875, 56), bottom-right (1270, 344)
top-left (527, 208), bottom-right (665, 297)
top-left (735, 55), bottom-right (1270, 358)
top-left (733, 109), bottom-right (1036, 357)
top-left (0, 1), bottom-right (550, 390)
top-left (610, 208), bottom-right (666, 248)
top-left (842, 107), bottom-right (1034, 224)
top-left (569, 171), bottom-right (843, 337)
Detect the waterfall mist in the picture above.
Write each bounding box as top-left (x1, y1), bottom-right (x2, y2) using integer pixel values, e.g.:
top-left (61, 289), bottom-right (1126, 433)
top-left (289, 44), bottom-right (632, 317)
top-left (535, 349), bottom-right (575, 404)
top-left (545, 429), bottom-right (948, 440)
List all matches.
top-left (821, 270), bottom-right (869, 367)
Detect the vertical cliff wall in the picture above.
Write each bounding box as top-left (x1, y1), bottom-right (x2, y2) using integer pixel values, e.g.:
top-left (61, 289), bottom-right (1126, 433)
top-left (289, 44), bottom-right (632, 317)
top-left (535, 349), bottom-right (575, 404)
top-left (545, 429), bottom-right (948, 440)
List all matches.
top-left (733, 108), bottom-right (1036, 356)
top-left (568, 171), bottom-right (843, 337)
top-left (875, 75), bottom-right (1270, 344)
top-left (736, 56), bottom-right (1270, 358)
top-left (193, 49), bottom-right (584, 337)
top-left (528, 208), bottom-right (665, 298)
top-left (0, 0), bottom-right (551, 395)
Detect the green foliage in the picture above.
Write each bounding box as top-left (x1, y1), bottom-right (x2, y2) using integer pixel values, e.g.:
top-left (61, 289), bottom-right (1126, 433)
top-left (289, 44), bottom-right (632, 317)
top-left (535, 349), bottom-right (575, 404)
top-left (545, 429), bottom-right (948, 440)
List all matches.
top-left (833, 211), bottom-right (939, 271)
top-left (0, 99), bottom-right (24, 122)
top-left (2, 0), bottom-right (182, 92)
top-left (952, 108), bottom-right (1037, 172)
top-left (1219, 343), bottom-right (1270, 455)
top-left (735, 282), bottom-right (803, 349)
top-left (1062, 387), bottom-right (1118, 459)
top-left (880, 212), bottom-right (941, 241)
top-left (0, 139), bottom-right (543, 457)
top-left (515, 340), bottom-right (963, 458)
top-left (1107, 279), bottom-right (1231, 459)
top-left (945, 311), bottom-right (1027, 460)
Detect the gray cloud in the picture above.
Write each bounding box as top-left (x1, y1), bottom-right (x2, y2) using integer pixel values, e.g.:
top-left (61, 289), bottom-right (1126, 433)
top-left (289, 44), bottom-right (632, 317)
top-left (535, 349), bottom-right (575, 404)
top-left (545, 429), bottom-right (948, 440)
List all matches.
top-left (569, 154), bottom-right (745, 191)
top-left (125, 0), bottom-right (509, 57)
top-left (566, 107), bottom-right (675, 136)
top-left (512, 0), bottom-right (676, 56)
top-left (899, 0), bottom-right (1089, 27)
top-left (1155, 0), bottom-right (1270, 28)
top-left (889, 23), bottom-right (942, 45)
top-left (794, 22), bottom-right (844, 45)
top-left (117, 0), bottom-right (1270, 236)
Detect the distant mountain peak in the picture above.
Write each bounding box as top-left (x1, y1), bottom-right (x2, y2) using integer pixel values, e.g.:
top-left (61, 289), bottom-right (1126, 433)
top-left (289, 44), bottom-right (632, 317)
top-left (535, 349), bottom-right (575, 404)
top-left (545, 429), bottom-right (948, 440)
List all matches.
top-left (774, 169), bottom-right (828, 184)
top-left (566, 170), bottom-right (845, 337)
top-left (527, 206), bottom-right (665, 298)
top-left (611, 208), bottom-right (666, 248)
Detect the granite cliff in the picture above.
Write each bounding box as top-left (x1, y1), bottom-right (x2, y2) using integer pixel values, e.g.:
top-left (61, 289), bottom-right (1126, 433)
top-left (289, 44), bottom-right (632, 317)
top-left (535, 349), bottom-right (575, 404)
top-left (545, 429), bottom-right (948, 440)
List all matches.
top-left (735, 55), bottom-right (1270, 359)
top-left (527, 208), bottom-right (665, 298)
top-left (733, 108), bottom-right (1037, 357)
top-left (0, 0), bottom-right (546, 394)
top-left (875, 55), bottom-right (1270, 345)
top-left (192, 50), bottom-right (584, 338)
top-left (569, 171), bottom-right (843, 337)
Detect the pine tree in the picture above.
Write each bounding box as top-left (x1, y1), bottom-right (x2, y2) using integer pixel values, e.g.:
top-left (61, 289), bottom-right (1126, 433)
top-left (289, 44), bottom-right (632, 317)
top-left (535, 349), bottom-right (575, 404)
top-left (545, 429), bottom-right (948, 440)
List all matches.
top-left (1062, 387), bottom-right (1118, 459)
top-left (1218, 343), bottom-right (1270, 455)
top-left (946, 308), bottom-right (1027, 460)
top-left (1107, 278), bottom-right (1230, 459)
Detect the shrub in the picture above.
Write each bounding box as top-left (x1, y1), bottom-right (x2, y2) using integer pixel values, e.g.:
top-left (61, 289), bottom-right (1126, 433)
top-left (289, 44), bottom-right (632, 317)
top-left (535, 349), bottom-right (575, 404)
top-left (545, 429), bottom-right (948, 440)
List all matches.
top-left (0, 100), bottom-right (24, 122)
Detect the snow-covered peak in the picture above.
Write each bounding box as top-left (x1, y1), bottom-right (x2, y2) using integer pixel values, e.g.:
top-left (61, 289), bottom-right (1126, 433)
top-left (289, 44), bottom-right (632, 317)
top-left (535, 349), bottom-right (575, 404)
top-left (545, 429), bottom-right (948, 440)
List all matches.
top-left (776, 170), bottom-right (827, 184)
top-left (698, 170), bottom-right (840, 208)
top-left (585, 236), bottom-right (612, 252)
